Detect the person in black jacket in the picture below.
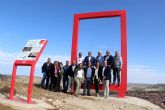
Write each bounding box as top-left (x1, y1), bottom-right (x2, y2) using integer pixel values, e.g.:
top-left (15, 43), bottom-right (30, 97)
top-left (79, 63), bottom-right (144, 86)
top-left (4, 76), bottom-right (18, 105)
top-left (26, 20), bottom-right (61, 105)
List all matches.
top-left (94, 62), bottom-right (100, 97)
top-left (104, 50), bottom-right (114, 84)
top-left (58, 62), bottom-right (63, 91)
top-left (67, 61), bottom-right (76, 93)
top-left (63, 61), bottom-right (70, 93)
top-left (83, 62), bottom-right (95, 96)
top-left (41, 58), bottom-right (52, 89)
top-left (84, 51), bottom-right (95, 67)
top-left (49, 61), bottom-right (59, 91)
top-left (102, 61), bottom-right (111, 98)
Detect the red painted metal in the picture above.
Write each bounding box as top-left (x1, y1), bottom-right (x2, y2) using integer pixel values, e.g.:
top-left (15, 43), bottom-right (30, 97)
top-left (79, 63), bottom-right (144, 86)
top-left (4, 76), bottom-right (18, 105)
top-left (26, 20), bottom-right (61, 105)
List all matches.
top-left (71, 15), bottom-right (80, 62)
top-left (71, 10), bottom-right (127, 97)
top-left (9, 63), bottom-right (17, 100)
top-left (9, 40), bottom-right (48, 103)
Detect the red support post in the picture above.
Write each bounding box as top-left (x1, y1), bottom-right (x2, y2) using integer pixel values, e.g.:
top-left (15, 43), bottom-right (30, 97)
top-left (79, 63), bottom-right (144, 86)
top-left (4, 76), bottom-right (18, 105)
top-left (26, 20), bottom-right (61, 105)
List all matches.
top-left (27, 64), bottom-right (35, 103)
top-left (71, 15), bottom-right (80, 62)
top-left (9, 63), bottom-right (17, 100)
top-left (118, 11), bottom-right (127, 98)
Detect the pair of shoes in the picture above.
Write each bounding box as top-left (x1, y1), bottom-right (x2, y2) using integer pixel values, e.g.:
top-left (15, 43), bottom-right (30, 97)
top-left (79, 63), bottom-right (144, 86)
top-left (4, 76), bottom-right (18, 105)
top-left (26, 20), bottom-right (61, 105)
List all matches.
top-left (96, 93), bottom-right (99, 97)
top-left (63, 90), bottom-right (67, 93)
top-left (82, 93), bottom-right (86, 96)
top-left (112, 83), bottom-right (115, 85)
top-left (87, 94), bottom-right (91, 96)
top-left (75, 94), bottom-right (79, 97)
top-left (67, 90), bottom-right (70, 93)
top-left (40, 85), bottom-right (44, 88)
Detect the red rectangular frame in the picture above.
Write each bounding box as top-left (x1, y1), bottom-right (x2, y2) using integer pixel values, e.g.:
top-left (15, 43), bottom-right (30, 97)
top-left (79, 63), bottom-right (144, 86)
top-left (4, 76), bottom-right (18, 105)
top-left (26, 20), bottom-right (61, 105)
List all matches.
top-left (9, 39), bottom-right (48, 103)
top-left (70, 10), bottom-right (127, 97)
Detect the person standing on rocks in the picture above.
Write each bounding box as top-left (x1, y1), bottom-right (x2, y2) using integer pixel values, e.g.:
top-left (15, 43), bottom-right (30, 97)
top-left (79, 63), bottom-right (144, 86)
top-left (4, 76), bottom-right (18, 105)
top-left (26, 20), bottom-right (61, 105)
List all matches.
top-left (84, 51), bottom-right (96, 67)
top-left (41, 58), bottom-right (52, 89)
top-left (63, 61), bottom-right (70, 93)
top-left (96, 51), bottom-right (104, 67)
top-left (68, 61), bottom-right (76, 93)
top-left (102, 61), bottom-right (111, 98)
top-left (95, 51), bottom-right (104, 79)
top-left (94, 62), bottom-right (100, 97)
top-left (104, 50), bottom-right (114, 84)
top-left (49, 61), bottom-right (59, 91)
top-left (74, 63), bottom-right (84, 96)
top-left (77, 52), bottom-right (84, 66)
top-left (83, 62), bottom-right (95, 96)
top-left (59, 62), bottom-right (63, 91)
top-left (113, 51), bottom-right (122, 86)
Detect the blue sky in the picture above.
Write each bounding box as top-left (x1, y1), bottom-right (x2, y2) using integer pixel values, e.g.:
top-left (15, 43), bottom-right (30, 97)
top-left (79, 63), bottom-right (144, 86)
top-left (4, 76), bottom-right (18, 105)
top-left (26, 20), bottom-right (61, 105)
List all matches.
top-left (0, 0), bottom-right (165, 83)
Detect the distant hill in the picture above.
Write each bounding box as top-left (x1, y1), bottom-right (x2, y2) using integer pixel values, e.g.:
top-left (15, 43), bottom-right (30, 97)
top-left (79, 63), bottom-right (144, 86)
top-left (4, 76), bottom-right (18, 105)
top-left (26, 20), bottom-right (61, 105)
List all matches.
top-left (128, 83), bottom-right (165, 91)
top-left (1, 74), bottom-right (165, 91)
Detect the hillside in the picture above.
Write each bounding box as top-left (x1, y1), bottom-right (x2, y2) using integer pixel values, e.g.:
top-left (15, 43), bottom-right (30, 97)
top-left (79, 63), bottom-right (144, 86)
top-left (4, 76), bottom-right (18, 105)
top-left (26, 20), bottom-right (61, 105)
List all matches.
top-left (0, 74), bottom-right (164, 110)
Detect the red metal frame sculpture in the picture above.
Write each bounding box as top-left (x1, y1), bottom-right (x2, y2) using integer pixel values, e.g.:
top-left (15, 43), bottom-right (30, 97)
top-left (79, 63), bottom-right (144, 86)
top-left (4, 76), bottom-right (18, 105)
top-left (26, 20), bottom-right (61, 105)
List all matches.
top-left (70, 10), bottom-right (127, 97)
top-left (9, 40), bottom-right (48, 103)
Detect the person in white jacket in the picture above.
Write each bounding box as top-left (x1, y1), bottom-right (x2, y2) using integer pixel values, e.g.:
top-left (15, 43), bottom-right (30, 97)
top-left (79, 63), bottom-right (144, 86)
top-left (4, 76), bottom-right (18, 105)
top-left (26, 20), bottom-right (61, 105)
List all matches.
top-left (75, 63), bottom-right (84, 96)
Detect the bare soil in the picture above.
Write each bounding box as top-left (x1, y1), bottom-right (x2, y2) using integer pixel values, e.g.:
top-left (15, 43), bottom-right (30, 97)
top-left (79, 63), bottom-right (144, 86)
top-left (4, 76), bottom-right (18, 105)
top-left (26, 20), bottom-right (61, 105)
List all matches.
top-left (0, 75), bottom-right (164, 110)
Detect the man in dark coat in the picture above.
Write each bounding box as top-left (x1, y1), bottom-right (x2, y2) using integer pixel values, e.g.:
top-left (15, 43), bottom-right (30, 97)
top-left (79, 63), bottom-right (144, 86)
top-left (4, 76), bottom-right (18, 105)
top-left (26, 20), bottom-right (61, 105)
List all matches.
top-left (63, 61), bottom-right (70, 93)
top-left (84, 51), bottom-right (95, 67)
top-left (104, 50), bottom-right (114, 84)
top-left (41, 58), bottom-right (53, 89)
top-left (67, 60), bottom-right (76, 92)
top-left (102, 61), bottom-right (111, 98)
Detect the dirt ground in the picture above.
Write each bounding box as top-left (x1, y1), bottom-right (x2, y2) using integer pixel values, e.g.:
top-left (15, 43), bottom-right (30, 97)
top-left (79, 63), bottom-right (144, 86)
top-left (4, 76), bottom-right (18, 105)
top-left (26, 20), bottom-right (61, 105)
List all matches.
top-left (0, 104), bottom-right (17, 110)
top-left (0, 75), bottom-right (164, 110)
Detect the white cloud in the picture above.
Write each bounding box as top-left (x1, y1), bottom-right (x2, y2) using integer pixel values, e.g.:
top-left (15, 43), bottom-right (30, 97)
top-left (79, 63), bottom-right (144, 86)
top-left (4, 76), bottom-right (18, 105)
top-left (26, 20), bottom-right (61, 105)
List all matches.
top-left (128, 65), bottom-right (165, 84)
top-left (0, 50), bottom-right (70, 76)
top-left (0, 50), bottom-right (19, 65)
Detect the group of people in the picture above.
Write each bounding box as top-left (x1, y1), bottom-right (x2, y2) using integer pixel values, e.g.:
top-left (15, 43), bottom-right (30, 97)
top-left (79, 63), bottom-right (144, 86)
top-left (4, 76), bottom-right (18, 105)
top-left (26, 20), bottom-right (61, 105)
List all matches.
top-left (40, 50), bottom-right (122, 98)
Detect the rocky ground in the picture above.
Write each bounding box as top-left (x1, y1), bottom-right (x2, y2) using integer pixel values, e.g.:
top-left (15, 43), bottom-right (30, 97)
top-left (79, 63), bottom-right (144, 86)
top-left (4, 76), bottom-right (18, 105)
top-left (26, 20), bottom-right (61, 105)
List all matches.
top-left (127, 91), bottom-right (165, 110)
top-left (0, 104), bottom-right (17, 110)
top-left (0, 74), bottom-right (165, 110)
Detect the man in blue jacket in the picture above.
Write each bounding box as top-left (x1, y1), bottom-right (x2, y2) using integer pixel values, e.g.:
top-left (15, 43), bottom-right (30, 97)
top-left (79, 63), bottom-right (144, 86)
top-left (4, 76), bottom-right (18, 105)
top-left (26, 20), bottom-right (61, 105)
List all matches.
top-left (83, 62), bottom-right (95, 96)
top-left (96, 51), bottom-right (104, 79)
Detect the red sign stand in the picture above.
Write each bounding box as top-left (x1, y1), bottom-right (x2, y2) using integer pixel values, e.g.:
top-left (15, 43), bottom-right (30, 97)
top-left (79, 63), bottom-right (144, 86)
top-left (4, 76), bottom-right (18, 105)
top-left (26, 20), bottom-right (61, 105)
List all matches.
top-left (70, 10), bottom-right (127, 98)
top-left (9, 39), bottom-right (48, 103)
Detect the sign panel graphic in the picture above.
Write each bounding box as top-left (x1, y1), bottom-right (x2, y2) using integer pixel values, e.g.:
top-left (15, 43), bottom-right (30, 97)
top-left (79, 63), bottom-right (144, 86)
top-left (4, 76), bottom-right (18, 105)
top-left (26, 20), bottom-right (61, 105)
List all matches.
top-left (17, 39), bottom-right (46, 60)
